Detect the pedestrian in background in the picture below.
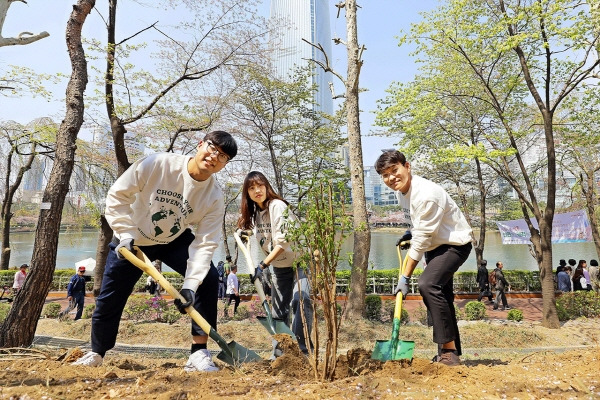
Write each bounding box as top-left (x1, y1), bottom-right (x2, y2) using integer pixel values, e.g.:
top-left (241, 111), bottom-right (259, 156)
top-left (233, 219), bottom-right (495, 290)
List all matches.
top-left (476, 259), bottom-right (492, 302)
top-left (225, 264), bottom-right (240, 316)
top-left (492, 261), bottom-right (511, 311)
top-left (589, 259), bottom-right (599, 292)
top-left (67, 266), bottom-right (87, 320)
top-left (12, 264), bottom-right (27, 294)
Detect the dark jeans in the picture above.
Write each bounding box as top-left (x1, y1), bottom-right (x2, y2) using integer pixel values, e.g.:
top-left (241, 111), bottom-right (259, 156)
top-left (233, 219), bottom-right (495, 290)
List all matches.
top-left (72, 291), bottom-right (85, 320)
top-left (419, 242), bottom-right (472, 356)
top-left (91, 229), bottom-right (218, 356)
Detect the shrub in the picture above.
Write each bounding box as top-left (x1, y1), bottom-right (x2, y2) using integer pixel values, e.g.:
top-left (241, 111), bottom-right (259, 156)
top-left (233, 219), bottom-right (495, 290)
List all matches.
top-left (232, 305), bottom-right (249, 320)
top-left (400, 308), bottom-right (410, 324)
top-left (463, 301), bottom-right (486, 321)
top-left (0, 303), bottom-right (10, 322)
top-left (455, 303), bottom-right (465, 321)
top-left (43, 302), bottom-right (62, 318)
top-left (507, 309), bottom-right (523, 322)
top-left (556, 291), bottom-right (600, 320)
top-left (123, 294), bottom-right (151, 321)
top-left (365, 295), bottom-right (382, 321)
top-left (382, 300), bottom-right (410, 324)
top-left (82, 304), bottom-right (95, 319)
top-left (162, 307), bottom-right (182, 324)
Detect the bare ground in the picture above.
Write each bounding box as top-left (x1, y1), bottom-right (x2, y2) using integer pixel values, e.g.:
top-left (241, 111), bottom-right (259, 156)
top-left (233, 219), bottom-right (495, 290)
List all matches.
top-left (1, 315), bottom-right (599, 399)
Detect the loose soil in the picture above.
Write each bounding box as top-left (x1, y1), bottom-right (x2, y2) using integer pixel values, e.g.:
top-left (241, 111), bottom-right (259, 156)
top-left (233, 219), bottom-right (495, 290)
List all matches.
top-left (1, 315), bottom-right (599, 399)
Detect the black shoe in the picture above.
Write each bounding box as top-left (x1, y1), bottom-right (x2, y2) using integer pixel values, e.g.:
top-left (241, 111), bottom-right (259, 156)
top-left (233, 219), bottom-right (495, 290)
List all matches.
top-left (492, 307), bottom-right (498, 310)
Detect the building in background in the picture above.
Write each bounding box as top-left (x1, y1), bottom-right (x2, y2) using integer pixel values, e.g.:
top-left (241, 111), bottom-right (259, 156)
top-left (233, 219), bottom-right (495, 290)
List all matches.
top-left (270, 0), bottom-right (333, 115)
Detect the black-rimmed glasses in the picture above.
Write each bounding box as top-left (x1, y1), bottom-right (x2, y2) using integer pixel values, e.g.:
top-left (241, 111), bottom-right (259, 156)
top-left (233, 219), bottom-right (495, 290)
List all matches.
top-left (205, 141), bottom-right (230, 163)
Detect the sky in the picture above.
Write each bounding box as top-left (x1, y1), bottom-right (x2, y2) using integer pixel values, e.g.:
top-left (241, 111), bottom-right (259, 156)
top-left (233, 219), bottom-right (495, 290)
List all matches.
top-left (0, 0), bottom-right (438, 167)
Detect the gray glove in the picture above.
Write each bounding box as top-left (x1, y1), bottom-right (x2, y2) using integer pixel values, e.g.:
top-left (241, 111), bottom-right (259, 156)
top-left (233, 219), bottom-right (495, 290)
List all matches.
top-left (115, 238), bottom-right (134, 259)
top-left (394, 275), bottom-right (410, 297)
top-left (250, 263), bottom-right (263, 283)
top-left (174, 289), bottom-right (195, 314)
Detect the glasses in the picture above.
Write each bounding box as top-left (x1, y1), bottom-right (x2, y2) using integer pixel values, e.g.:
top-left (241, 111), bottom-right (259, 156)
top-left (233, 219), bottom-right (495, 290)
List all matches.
top-left (205, 141), bottom-right (230, 163)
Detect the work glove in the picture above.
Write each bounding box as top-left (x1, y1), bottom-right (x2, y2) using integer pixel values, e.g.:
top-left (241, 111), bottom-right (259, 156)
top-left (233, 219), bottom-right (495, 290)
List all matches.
top-left (250, 263), bottom-right (263, 284)
top-left (394, 275), bottom-right (410, 297)
top-left (115, 238), bottom-right (134, 259)
top-left (396, 230), bottom-right (412, 250)
top-left (174, 289), bottom-right (195, 314)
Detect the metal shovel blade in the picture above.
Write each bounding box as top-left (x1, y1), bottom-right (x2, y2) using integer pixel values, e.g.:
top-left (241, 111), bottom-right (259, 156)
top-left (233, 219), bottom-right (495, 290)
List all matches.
top-left (371, 338), bottom-right (415, 361)
top-left (257, 316), bottom-right (295, 338)
top-left (216, 341), bottom-right (262, 365)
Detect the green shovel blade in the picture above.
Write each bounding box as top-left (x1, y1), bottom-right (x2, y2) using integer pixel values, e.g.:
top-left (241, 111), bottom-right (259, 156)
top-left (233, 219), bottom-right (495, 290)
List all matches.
top-left (216, 340), bottom-right (262, 365)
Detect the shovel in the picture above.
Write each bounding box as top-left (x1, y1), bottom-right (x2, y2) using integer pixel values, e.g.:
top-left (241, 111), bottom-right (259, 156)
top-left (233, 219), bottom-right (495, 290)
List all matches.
top-left (118, 247), bottom-right (261, 366)
top-left (233, 230), bottom-right (295, 338)
top-left (371, 243), bottom-right (415, 361)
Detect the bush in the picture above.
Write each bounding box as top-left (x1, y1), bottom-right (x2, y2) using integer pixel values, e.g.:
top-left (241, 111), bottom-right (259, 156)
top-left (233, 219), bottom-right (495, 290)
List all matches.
top-left (365, 295), bottom-right (382, 321)
top-left (463, 301), bottom-right (486, 321)
top-left (43, 302), bottom-right (62, 318)
top-left (507, 309), bottom-right (523, 322)
top-left (82, 304), bottom-right (95, 319)
top-left (0, 303), bottom-right (10, 322)
top-left (232, 304), bottom-right (249, 320)
top-left (382, 300), bottom-right (410, 324)
top-left (123, 294), bottom-right (151, 321)
top-left (162, 307), bottom-right (182, 324)
top-left (455, 303), bottom-right (465, 321)
top-left (556, 291), bottom-right (600, 320)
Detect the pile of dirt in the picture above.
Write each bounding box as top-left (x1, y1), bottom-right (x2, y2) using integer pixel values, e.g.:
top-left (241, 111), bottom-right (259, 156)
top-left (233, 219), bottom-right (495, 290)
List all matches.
top-left (1, 318), bottom-right (598, 398)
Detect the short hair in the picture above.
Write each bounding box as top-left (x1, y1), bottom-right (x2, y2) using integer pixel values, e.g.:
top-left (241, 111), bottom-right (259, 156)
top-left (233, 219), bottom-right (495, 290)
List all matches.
top-left (20, 264), bottom-right (28, 268)
top-left (226, 255), bottom-right (232, 261)
top-left (374, 150), bottom-right (407, 175)
top-left (203, 130), bottom-right (237, 160)
top-left (591, 259), bottom-right (599, 267)
top-left (496, 261), bottom-right (503, 267)
top-left (479, 259), bottom-right (487, 266)
top-left (568, 259), bottom-right (576, 266)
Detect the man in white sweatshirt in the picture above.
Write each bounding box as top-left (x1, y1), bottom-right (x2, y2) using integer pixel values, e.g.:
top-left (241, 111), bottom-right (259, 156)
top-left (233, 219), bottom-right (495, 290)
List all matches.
top-left (375, 150), bottom-right (473, 366)
top-left (74, 130), bottom-right (237, 372)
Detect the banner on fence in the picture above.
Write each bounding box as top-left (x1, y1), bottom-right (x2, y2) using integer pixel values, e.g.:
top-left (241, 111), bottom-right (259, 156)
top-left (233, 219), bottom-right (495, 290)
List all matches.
top-left (496, 210), bottom-right (592, 244)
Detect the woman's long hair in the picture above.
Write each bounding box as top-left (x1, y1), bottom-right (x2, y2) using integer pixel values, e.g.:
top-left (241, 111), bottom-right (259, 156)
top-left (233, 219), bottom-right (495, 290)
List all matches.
top-left (237, 171), bottom-right (287, 230)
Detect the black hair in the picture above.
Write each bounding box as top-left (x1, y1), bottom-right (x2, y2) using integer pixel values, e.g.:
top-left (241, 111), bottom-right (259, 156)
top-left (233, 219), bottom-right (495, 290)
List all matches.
top-left (203, 130), bottom-right (237, 159)
top-left (374, 150), bottom-right (407, 175)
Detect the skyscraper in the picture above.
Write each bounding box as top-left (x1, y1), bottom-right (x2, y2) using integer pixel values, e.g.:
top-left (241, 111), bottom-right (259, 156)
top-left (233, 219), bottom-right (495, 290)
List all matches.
top-left (270, 0), bottom-right (333, 115)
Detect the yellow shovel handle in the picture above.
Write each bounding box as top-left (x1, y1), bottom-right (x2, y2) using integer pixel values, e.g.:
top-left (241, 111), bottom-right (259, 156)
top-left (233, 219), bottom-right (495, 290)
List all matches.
top-left (394, 245), bottom-right (409, 321)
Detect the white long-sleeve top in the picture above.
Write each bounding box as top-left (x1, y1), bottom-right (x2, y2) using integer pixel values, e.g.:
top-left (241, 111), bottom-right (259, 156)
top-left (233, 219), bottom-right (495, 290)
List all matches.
top-left (13, 270), bottom-right (26, 289)
top-left (397, 175), bottom-right (473, 262)
top-left (105, 153), bottom-right (224, 291)
top-left (253, 199), bottom-right (298, 268)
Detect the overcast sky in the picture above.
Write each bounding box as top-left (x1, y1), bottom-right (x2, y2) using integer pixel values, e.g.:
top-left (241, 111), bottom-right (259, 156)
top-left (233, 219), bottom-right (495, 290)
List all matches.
top-left (1, 0), bottom-right (438, 166)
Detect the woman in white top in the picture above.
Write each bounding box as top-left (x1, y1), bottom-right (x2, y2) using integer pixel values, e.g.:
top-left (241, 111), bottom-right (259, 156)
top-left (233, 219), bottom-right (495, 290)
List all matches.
top-left (237, 171), bottom-right (313, 354)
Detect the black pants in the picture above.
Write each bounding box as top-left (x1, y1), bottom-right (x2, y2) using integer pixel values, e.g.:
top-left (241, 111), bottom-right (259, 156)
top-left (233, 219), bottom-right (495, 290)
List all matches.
top-left (226, 293), bottom-right (240, 314)
top-left (91, 229), bottom-right (218, 356)
top-left (419, 242), bottom-right (472, 356)
top-left (477, 285), bottom-right (493, 302)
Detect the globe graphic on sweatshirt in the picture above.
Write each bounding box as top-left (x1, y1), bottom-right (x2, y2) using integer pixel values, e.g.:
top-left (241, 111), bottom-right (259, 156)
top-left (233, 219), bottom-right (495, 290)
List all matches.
top-left (151, 207), bottom-right (181, 237)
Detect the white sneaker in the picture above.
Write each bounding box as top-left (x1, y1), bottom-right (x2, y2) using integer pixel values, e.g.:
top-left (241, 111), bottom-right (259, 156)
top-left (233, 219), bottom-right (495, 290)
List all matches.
top-left (184, 349), bottom-right (219, 372)
top-left (72, 351), bottom-right (103, 367)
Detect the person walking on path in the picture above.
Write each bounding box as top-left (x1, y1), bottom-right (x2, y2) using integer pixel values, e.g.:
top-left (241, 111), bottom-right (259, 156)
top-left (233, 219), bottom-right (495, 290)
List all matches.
top-left (73, 130), bottom-right (237, 372)
top-left (225, 265), bottom-right (240, 316)
top-left (476, 259), bottom-right (493, 302)
top-left (492, 261), bottom-right (511, 310)
top-left (237, 171), bottom-right (313, 354)
top-left (66, 266), bottom-right (87, 320)
top-left (375, 150), bottom-right (473, 367)
top-left (12, 264), bottom-right (27, 294)
top-left (589, 259), bottom-right (599, 292)
top-left (216, 261), bottom-right (226, 300)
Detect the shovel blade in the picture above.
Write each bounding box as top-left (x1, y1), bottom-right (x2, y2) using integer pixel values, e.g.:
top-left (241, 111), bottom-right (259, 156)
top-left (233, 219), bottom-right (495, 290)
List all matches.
top-left (371, 339), bottom-right (415, 361)
top-left (257, 316), bottom-right (296, 339)
top-left (216, 340), bottom-right (262, 366)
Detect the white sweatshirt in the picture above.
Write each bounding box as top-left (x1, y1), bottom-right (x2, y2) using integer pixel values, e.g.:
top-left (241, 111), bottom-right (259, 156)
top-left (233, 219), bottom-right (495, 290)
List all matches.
top-left (253, 199), bottom-right (297, 268)
top-left (397, 175), bottom-right (473, 262)
top-left (105, 153), bottom-right (224, 291)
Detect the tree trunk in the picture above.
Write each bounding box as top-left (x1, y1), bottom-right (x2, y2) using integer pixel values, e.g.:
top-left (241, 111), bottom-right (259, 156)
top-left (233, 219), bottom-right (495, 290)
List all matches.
top-left (343, 0), bottom-right (371, 320)
top-left (93, 215), bottom-right (112, 296)
top-left (0, 0), bottom-right (95, 347)
top-left (0, 147), bottom-right (36, 270)
top-left (582, 172), bottom-right (600, 259)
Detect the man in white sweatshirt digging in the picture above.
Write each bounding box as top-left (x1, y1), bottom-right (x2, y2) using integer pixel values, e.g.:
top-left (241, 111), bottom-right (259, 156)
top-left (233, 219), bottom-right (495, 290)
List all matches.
top-left (74, 130), bottom-right (237, 372)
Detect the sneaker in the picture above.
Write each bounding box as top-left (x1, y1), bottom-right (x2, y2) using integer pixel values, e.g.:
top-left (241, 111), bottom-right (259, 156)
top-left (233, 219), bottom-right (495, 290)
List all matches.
top-left (72, 351), bottom-right (103, 367)
top-left (431, 354), bottom-right (442, 362)
top-left (437, 352), bottom-right (461, 366)
top-left (503, 306), bottom-right (511, 310)
top-left (184, 349), bottom-right (219, 372)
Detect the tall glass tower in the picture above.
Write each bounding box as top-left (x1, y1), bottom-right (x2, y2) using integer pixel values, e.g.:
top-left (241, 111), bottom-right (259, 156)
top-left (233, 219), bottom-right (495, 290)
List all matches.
top-left (270, 0), bottom-right (333, 115)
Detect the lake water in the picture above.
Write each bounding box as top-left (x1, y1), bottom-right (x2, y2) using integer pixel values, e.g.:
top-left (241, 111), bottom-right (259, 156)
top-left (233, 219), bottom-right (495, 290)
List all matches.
top-left (8, 230), bottom-right (599, 273)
